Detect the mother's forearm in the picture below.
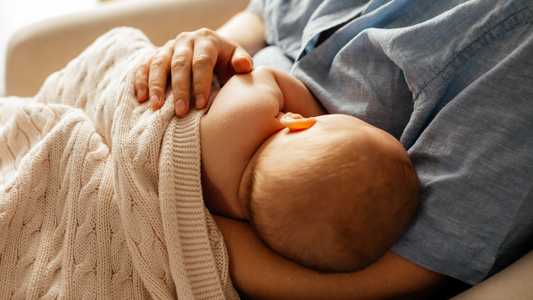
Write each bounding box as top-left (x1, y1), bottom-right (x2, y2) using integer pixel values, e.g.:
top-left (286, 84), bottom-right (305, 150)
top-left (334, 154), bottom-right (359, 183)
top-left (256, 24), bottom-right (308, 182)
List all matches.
top-left (213, 215), bottom-right (453, 300)
top-left (216, 11), bottom-right (267, 57)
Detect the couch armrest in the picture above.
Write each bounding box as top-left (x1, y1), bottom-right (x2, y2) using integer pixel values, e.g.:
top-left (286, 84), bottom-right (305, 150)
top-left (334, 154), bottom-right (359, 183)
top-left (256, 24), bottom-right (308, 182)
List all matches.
top-left (6, 0), bottom-right (248, 97)
top-left (451, 250), bottom-right (533, 300)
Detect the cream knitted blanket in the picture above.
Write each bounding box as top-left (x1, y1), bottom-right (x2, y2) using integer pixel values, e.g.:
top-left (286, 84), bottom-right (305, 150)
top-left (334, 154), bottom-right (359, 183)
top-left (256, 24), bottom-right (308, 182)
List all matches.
top-left (0, 28), bottom-right (238, 300)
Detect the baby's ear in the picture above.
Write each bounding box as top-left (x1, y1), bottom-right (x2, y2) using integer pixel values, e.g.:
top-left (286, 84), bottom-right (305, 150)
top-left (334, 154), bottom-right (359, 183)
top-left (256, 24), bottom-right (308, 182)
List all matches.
top-left (280, 112), bottom-right (317, 132)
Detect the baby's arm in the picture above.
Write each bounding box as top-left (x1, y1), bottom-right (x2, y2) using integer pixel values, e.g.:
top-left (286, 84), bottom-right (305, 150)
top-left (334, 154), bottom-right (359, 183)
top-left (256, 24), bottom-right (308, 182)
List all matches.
top-left (201, 67), bottom-right (286, 220)
top-left (265, 67), bottom-right (327, 117)
top-left (200, 66), bottom-right (326, 220)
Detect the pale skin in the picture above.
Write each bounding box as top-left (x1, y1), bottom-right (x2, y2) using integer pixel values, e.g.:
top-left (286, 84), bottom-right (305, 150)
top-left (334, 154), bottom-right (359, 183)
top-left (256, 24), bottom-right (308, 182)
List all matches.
top-left (201, 65), bottom-right (326, 220)
top-left (201, 66), bottom-right (392, 221)
top-left (135, 11), bottom-right (265, 115)
top-left (135, 10), bottom-right (455, 299)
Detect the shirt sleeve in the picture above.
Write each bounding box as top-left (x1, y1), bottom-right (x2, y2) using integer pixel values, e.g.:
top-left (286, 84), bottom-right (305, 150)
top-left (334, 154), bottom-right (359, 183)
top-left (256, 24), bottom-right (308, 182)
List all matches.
top-left (288, 0), bottom-right (533, 285)
top-left (389, 4), bottom-right (533, 285)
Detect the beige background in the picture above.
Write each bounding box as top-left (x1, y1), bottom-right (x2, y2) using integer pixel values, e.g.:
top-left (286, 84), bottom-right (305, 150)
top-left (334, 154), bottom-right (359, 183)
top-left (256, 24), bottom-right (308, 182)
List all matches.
top-left (0, 0), bottom-right (100, 96)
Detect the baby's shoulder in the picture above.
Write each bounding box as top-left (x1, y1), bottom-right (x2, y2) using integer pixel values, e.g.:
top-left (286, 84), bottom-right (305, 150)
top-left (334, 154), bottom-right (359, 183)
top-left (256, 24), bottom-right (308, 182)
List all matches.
top-left (228, 66), bottom-right (280, 91)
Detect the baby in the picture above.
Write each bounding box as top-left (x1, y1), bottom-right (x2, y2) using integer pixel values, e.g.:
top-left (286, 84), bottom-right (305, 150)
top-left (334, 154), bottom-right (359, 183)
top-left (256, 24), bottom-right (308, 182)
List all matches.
top-left (200, 66), bottom-right (420, 273)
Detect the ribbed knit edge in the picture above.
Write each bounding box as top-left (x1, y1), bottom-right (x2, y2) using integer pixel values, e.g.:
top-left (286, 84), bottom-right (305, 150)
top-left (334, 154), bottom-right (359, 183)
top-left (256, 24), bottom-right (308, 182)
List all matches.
top-left (157, 80), bottom-right (239, 300)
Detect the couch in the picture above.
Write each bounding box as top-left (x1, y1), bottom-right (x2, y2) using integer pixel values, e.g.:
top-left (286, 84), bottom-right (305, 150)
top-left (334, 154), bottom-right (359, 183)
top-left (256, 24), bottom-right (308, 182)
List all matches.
top-left (4, 0), bottom-right (533, 298)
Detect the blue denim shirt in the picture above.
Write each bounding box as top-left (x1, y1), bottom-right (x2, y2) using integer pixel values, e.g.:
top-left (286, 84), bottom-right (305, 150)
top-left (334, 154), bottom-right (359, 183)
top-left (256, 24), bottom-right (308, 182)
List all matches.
top-left (248, 0), bottom-right (533, 285)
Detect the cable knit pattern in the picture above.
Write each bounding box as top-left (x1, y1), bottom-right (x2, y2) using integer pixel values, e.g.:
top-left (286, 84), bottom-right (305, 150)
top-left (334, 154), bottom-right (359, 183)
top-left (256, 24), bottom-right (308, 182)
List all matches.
top-left (0, 27), bottom-right (238, 300)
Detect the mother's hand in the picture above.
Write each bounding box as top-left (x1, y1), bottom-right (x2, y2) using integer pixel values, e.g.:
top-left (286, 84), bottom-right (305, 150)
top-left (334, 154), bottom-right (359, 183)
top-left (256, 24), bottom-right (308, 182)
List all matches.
top-left (135, 28), bottom-right (253, 115)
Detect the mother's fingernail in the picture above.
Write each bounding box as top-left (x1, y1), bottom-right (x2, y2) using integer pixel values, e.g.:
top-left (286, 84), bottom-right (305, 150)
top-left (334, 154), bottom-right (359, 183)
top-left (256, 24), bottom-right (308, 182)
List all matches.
top-left (137, 88), bottom-right (144, 99)
top-left (196, 94), bottom-right (206, 108)
top-left (150, 95), bottom-right (159, 108)
top-left (175, 99), bottom-right (185, 115)
top-left (243, 55), bottom-right (253, 69)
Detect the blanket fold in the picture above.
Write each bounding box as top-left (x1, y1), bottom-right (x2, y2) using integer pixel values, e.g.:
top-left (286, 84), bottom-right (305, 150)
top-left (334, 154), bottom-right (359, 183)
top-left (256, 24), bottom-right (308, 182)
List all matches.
top-left (0, 27), bottom-right (238, 300)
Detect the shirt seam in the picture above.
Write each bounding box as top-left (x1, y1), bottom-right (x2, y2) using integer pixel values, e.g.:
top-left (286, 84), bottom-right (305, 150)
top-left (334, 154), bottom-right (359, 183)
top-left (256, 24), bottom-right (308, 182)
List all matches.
top-left (413, 5), bottom-right (533, 102)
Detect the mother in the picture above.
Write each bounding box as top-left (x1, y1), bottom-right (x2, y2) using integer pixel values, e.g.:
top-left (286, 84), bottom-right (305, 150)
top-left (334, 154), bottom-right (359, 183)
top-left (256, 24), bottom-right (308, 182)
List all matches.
top-left (134, 0), bottom-right (533, 299)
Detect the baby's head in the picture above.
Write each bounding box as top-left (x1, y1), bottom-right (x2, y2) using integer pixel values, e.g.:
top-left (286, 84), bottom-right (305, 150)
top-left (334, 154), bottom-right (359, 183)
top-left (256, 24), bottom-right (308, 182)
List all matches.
top-left (238, 113), bottom-right (420, 273)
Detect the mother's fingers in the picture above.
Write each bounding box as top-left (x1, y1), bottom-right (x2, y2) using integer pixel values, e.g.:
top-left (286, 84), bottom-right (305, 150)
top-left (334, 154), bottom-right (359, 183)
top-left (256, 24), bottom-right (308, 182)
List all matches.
top-left (191, 34), bottom-right (219, 110)
top-left (170, 37), bottom-right (195, 116)
top-left (148, 41), bottom-right (174, 111)
top-left (214, 45), bottom-right (253, 84)
top-left (231, 48), bottom-right (254, 74)
top-left (135, 28), bottom-right (253, 115)
top-left (134, 50), bottom-right (156, 103)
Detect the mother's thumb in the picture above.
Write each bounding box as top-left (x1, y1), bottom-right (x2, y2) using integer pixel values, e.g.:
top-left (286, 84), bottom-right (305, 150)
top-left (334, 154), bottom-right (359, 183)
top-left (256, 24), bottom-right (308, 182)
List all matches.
top-left (231, 49), bottom-right (253, 74)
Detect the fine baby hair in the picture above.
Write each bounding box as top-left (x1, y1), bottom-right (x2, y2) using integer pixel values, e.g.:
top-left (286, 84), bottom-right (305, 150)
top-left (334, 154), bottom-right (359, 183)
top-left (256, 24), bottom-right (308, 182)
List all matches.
top-left (243, 114), bottom-right (420, 273)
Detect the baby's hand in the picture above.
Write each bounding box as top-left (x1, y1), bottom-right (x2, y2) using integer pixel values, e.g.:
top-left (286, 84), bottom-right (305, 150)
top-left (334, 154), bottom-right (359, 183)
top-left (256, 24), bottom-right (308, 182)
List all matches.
top-left (134, 28), bottom-right (253, 116)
